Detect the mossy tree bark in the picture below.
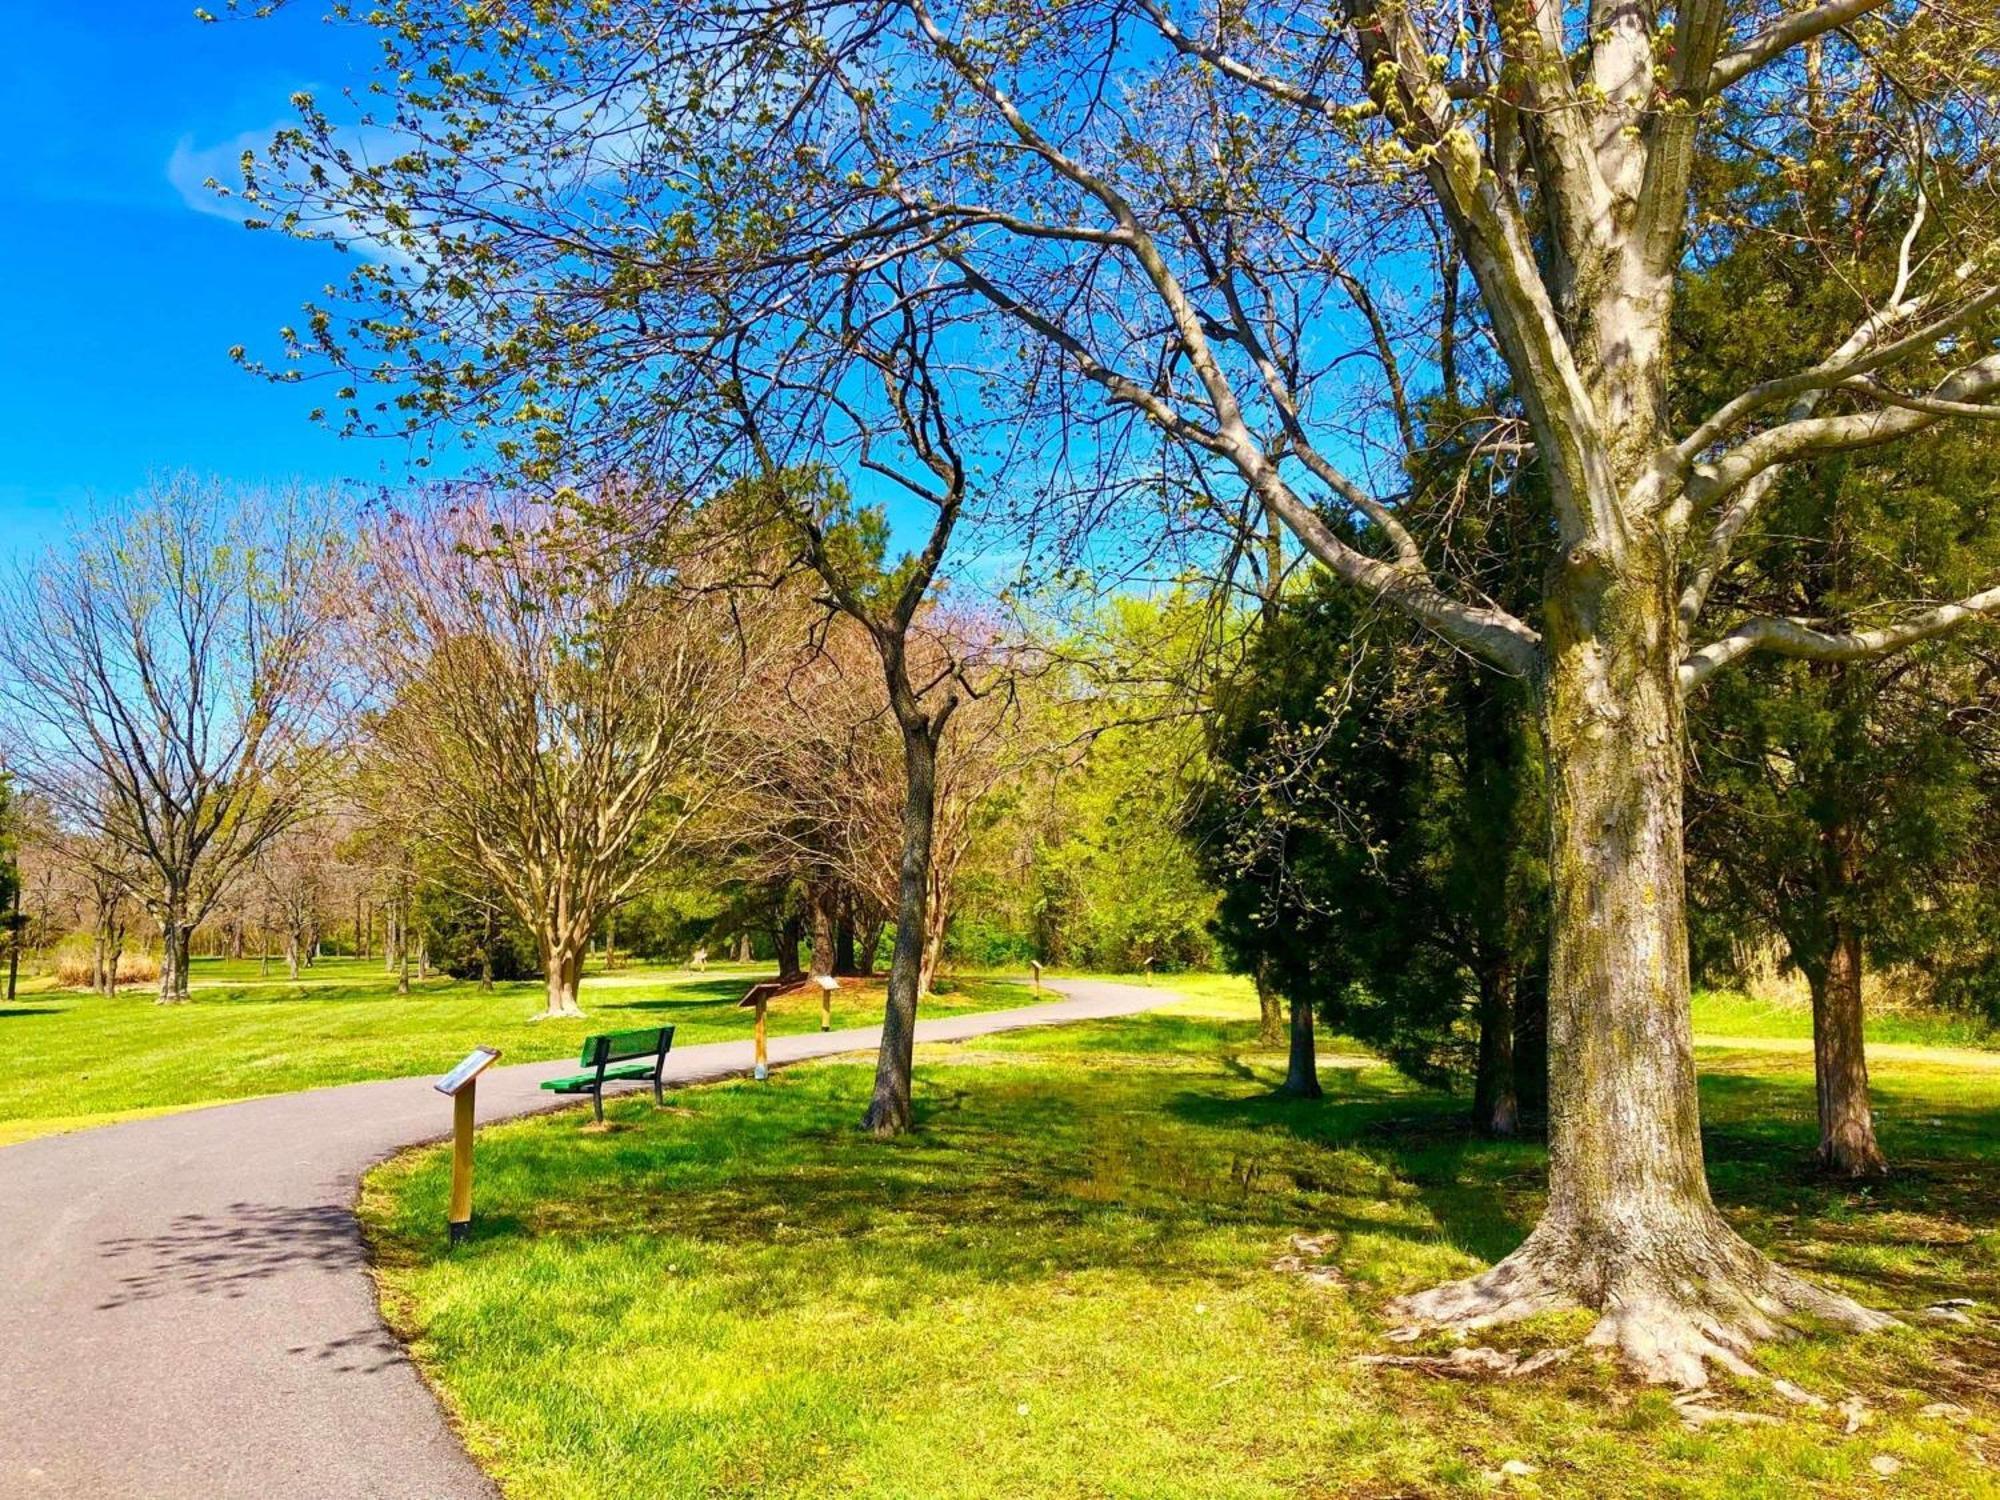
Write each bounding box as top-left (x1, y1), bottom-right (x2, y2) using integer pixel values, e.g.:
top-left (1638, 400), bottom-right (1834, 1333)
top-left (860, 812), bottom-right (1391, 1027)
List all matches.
top-left (1254, 956), bottom-right (1285, 1046)
top-left (1392, 547), bottom-right (1894, 1382)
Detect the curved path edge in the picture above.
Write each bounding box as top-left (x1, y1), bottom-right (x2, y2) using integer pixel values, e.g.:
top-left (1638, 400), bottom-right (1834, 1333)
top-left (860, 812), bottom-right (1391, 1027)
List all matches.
top-left (0, 979), bottom-right (1171, 1500)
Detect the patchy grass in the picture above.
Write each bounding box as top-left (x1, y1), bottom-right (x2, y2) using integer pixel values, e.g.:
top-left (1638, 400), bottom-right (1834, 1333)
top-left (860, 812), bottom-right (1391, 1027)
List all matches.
top-left (0, 958), bottom-right (1014, 1145)
top-left (363, 986), bottom-right (2000, 1498)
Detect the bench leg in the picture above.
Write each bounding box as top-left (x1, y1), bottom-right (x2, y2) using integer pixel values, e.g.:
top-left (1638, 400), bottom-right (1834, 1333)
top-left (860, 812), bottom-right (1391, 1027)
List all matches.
top-left (653, 1073), bottom-right (664, 1106)
top-left (592, 1088), bottom-right (604, 1125)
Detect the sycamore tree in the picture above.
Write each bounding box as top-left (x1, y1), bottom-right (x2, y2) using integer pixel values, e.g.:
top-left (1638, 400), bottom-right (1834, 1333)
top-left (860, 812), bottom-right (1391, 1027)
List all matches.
top-left (230, 0), bottom-right (2000, 1379)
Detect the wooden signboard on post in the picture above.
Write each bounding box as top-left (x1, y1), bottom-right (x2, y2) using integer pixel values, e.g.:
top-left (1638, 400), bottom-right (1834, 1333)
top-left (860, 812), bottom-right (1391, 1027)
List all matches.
top-left (738, 982), bottom-right (783, 1080)
top-left (435, 1046), bottom-right (502, 1244)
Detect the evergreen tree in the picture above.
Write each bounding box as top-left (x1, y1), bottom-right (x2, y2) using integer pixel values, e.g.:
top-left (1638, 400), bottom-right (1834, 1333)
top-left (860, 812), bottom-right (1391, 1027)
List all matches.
top-left (1200, 574), bottom-right (1549, 1130)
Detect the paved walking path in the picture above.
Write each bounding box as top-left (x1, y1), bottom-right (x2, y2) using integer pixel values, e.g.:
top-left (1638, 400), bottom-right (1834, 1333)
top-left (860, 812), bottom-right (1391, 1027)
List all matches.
top-left (0, 979), bottom-right (1167, 1499)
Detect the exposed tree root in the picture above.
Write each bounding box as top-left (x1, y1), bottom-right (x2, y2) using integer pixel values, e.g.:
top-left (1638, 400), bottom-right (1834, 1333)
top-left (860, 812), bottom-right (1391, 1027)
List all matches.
top-left (1386, 1212), bottom-right (1897, 1389)
top-left (1357, 1345), bottom-right (1569, 1379)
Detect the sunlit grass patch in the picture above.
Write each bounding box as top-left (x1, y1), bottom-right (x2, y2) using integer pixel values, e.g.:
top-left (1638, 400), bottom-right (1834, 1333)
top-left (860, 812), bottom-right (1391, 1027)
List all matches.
top-left (364, 1008), bottom-right (2000, 1498)
top-left (0, 958), bottom-right (1023, 1144)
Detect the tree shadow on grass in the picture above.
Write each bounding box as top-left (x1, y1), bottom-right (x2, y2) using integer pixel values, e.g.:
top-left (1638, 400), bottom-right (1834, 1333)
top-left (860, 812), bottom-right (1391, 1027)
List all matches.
top-left (386, 1059), bottom-right (1464, 1319)
top-left (1168, 1044), bottom-right (2000, 1326)
top-left (371, 1014), bottom-right (2000, 1412)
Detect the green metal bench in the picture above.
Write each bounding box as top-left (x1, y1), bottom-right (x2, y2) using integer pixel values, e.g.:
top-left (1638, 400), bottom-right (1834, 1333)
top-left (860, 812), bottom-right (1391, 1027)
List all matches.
top-left (540, 1026), bottom-right (676, 1123)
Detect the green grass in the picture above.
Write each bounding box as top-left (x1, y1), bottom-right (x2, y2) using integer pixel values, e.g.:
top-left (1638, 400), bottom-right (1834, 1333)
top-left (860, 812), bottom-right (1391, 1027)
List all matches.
top-left (362, 986), bottom-right (2000, 1499)
top-left (0, 957), bottom-right (1018, 1145)
top-left (1692, 987), bottom-right (2000, 1048)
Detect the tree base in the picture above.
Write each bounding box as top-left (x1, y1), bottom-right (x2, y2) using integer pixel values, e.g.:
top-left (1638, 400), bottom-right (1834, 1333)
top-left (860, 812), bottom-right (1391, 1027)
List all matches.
top-left (861, 1098), bottom-right (912, 1138)
top-left (1388, 1211), bottom-right (1896, 1388)
top-left (1814, 1136), bottom-right (1889, 1179)
top-left (529, 1003), bottom-right (585, 1022)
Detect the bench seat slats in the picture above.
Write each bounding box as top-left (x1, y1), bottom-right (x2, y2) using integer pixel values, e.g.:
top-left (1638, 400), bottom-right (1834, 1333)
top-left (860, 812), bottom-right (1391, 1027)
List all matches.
top-left (539, 1025), bottom-right (676, 1120)
top-left (540, 1061), bottom-right (658, 1092)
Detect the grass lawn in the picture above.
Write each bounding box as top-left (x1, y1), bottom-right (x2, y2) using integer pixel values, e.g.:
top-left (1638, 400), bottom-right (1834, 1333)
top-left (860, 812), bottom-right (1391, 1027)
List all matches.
top-left (363, 984), bottom-right (2000, 1498)
top-left (0, 957), bottom-right (1020, 1146)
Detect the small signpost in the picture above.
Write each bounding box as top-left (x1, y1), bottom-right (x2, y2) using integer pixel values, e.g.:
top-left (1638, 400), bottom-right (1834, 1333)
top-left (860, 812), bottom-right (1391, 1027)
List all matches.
top-left (814, 973), bottom-right (838, 1031)
top-left (738, 981), bottom-right (782, 1079)
top-left (1030, 960), bottom-right (1043, 993)
top-left (435, 1046), bottom-right (502, 1245)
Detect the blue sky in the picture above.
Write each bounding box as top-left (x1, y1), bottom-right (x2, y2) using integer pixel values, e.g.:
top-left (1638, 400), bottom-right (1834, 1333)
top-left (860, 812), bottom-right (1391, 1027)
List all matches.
top-left (0, 4), bottom-right (438, 561)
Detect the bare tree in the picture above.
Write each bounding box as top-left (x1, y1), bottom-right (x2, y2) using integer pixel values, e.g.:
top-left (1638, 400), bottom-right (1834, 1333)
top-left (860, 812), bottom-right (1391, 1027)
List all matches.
top-left (358, 490), bottom-right (761, 1017)
top-left (0, 479), bottom-right (350, 1001)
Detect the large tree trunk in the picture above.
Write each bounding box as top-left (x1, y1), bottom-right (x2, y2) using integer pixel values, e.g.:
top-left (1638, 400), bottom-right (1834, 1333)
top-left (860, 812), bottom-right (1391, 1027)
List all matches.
top-left (1811, 923), bottom-right (1886, 1177)
top-left (1254, 955), bottom-right (1284, 1045)
top-left (809, 882), bottom-right (837, 977)
top-left (863, 719), bottom-right (939, 1137)
top-left (1393, 554), bottom-right (1892, 1384)
top-left (1472, 957), bottom-right (1521, 1137)
top-left (1282, 990), bottom-right (1321, 1098)
top-left (542, 931), bottom-right (587, 1017)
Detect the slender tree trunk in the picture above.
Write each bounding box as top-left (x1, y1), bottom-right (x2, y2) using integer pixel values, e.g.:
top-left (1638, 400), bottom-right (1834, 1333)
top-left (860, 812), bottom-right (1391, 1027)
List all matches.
top-left (479, 900), bottom-right (496, 993)
top-left (834, 902), bottom-right (857, 976)
top-left (856, 916), bottom-right (885, 977)
top-left (863, 718), bottom-right (940, 1137)
top-left (1394, 551), bottom-right (1891, 1383)
top-left (776, 911), bottom-right (804, 982)
top-left (1282, 991), bottom-right (1321, 1098)
top-left (157, 911), bottom-right (192, 1004)
top-left (917, 915), bottom-right (944, 999)
top-left (6, 879), bottom-right (21, 1003)
top-left (1254, 955), bottom-right (1284, 1045)
top-left (285, 930), bottom-right (300, 981)
top-left (1811, 923), bottom-right (1886, 1177)
top-left (735, 930), bottom-right (752, 964)
top-left (1473, 958), bottom-right (1521, 1137)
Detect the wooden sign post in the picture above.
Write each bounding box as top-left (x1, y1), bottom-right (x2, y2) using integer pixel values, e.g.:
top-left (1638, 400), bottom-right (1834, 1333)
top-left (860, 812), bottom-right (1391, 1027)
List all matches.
top-left (814, 973), bottom-right (838, 1032)
top-left (1030, 960), bottom-right (1043, 993)
top-left (435, 1046), bottom-right (502, 1245)
top-left (738, 981), bottom-right (781, 1080)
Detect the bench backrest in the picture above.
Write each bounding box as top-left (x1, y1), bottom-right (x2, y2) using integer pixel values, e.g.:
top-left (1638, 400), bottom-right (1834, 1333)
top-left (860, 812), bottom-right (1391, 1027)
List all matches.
top-left (580, 1026), bottom-right (675, 1068)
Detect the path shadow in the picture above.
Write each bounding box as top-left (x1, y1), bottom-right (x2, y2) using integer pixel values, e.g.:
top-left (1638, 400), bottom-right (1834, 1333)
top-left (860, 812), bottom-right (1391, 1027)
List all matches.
top-left (97, 1201), bottom-right (361, 1310)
